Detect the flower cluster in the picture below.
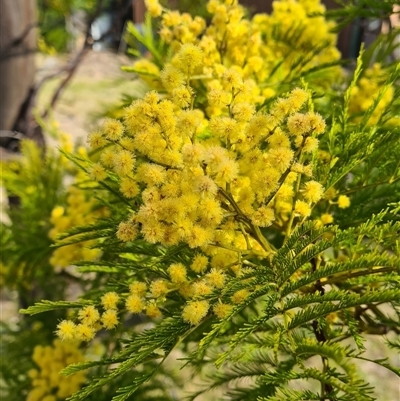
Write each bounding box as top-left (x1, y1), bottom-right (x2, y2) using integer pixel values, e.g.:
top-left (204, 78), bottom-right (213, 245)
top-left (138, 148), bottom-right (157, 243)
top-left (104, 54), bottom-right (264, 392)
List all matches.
top-left (56, 293), bottom-right (121, 341)
top-left (133, 0), bottom-right (340, 112)
top-left (349, 63), bottom-right (396, 126)
top-left (14, 2), bottom-right (400, 400)
top-left (253, 0), bottom-right (340, 76)
top-left (76, 64), bottom-right (327, 331)
top-left (49, 181), bottom-right (108, 268)
top-left (54, 0), bottom-right (334, 337)
top-left (27, 340), bottom-right (86, 401)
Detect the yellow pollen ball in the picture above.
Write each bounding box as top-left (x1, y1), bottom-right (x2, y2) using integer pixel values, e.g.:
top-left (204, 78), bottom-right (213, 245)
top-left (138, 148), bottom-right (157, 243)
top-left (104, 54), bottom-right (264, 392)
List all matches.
top-left (56, 320), bottom-right (76, 341)
top-left (303, 181), bottom-right (324, 203)
top-left (150, 280), bottom-right (169, 298)
top-left (287, 88), bottom-right (309, 111)
top-left (191, 254), bottom-right (209, 273)
top-left (186, 225), bottom-right (213, 248)
top-left (126, 294), bottom-right (144, 313)
top-left (87, 130), bottom-right (107, 149)
top-left (168, 263), bottom-right (187, 284)
top-left (338, 195), bottom-right (351, 209)
top-left (116, 221), bottom-right (138, 242)
top-left (294, 200), bottom-right (311, 217)
top-left (303, 137), bottom-right (319, 153)
top-left (213, 303), bottom-right (233, 319)
top-left (192, 281), bottom-right (213, 297)
top-left (222, 68), bottom-right (243, 90)
top-left (208, 88), bottom-right (231, 108)
top-left (321, 213), bottom-right (334, 225)
top-left (102, 118), bottom-right (124, 141)
top-left (101, 292), bottom-right (120, 310)
top-left (267, 147), bottom-right (294, 173)
top-left (145, 302), bottom-right (162, 318)
top-left (113, 150), bottom-right (135, 176)
top-left (78, 305), bottom-right (100, 325)
top-left (206, 269), bottom-right (226, 288)
top-left (89, 163), bottom-right (108, 181)
top-left (145, 0), bottom-right (162, 17)
top-left (287, 113), bottom-right (310, 136)
top-left (177, 43), bottom-right (203, 71)
top-left (231, 102), bottom-right (255, 122)
top-left (251, 206), bottom-right (275, 227)
top-left (129, 281), bottom-right (147, 297)
top-left (182, 300), bottom-right (210, 325)
top-left (119, 178), bottom-right (140, 199)
top-left (100, 148), bottom-right (115, 167)
top-left (231, 289), bottom-right (250, 304)
top-left (179, 282), bottom-right (194, 299)
top-left (160, 65), bottom-right (185, 92)
top-left (194, 175), bottom-right (218, 197)
top-left (101, 309), bottom-right (119, 329)
top-left (172, 85), bottom-right (192, 108)
top-left (76, 324), bottom-right (96, 342)
top-left (306, 112), bottom-right (326, 135)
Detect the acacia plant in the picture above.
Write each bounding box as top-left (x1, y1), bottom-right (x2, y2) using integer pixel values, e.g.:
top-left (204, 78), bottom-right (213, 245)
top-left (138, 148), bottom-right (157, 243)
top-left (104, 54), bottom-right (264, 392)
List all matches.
top-left (20, 0), bottom-right (399, 400)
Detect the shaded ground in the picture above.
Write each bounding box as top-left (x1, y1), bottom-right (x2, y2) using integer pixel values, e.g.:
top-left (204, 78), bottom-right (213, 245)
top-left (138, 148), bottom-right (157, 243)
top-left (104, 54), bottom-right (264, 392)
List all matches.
top-left (36, 49), bottom-right (145, 144)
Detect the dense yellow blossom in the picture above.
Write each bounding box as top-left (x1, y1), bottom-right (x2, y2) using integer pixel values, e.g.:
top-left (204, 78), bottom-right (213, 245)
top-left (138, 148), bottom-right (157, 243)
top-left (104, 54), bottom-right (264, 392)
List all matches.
top-left (68, 0), bottom-right (339, 332)
top-left (302, 180), bottom-right (324, 203)
top-left (349, 63), bottom-right (395, 126)
top-left (136, 0), bottom-right (340, 109)
top-left (84, 88), bottom-right (324, 326)
top-left (49, 183), bottom-right (107, 268)
top-left (27, 340), bottom-right (86, 401)
top-left (150, 279), bottom-right (169, 298)
top-left (145, 301), bottom-right (162, 318)
top-left (145, 0), bottom-right (162, 18)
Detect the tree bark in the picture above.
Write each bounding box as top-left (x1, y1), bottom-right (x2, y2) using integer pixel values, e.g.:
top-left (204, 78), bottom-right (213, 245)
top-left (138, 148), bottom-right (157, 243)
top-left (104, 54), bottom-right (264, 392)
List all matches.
top-left (0, 0), bottom-right (37, 133)
top-left (133, 0), bottom-right (145, 24)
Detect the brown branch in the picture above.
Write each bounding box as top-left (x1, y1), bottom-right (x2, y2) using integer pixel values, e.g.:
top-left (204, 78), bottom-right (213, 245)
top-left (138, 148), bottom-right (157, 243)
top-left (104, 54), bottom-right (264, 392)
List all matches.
top-left (0, 48), bottom-right (38, 61)
top-left (42, 0), bottom-right (106, 118)
top-left (0, 22), bottom-right (38, 60)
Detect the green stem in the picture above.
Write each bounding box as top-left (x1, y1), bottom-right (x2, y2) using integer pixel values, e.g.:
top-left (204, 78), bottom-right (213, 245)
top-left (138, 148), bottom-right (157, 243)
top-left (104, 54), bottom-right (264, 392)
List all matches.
top-left (250, 224), bottom-right (275, 254)
top-left (239, 222), bottom-right (252, 250)
top-left (264, 145), bottom-right (303, 208)
top-left (284, 172), bottom-right (302, 244)
top-left (283, 144), bottom-right (306, 243)
top-left (219, 187), bottom-right (275, 254)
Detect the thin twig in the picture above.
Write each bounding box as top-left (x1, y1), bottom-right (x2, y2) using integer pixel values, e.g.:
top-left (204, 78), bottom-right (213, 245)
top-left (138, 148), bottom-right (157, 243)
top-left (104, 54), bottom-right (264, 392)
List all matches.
top-left (0, 22), bottom-right (38, 60)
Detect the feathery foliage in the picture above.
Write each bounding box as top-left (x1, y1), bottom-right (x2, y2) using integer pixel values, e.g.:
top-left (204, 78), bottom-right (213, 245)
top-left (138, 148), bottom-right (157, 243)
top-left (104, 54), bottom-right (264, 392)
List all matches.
top-left (2, 0), bottom-right (399, 400)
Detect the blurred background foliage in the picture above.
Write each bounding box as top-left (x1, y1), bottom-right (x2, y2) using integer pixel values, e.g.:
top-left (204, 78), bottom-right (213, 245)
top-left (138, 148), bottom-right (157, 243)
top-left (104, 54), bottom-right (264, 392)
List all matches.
top-left (37, 0), bottom-right (101, 53)
top-left (0, 1), bottom-right (399, 400)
